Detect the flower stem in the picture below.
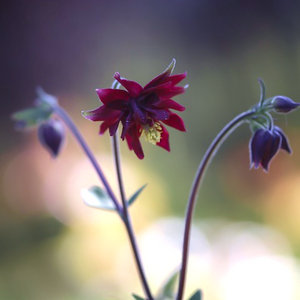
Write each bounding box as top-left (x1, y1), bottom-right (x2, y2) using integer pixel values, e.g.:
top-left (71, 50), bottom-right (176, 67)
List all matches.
top-left (112, 134), bottom-right (154, 300)
top-left (176, 110), bottom-right (256, 300)
top-left (53, 105), bottom-right (122, 215)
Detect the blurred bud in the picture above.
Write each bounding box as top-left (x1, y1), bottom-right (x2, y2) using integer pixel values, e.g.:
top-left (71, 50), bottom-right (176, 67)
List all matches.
top-left (272, 96), bottom-right (300, 113)
top-left (38, 119), bottom-right (65, 158)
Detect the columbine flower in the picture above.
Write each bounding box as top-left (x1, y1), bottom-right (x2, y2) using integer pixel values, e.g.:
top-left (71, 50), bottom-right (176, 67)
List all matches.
top-left (272, 96), bottom-right (300, 113)
top-left (38, 118), bottom-right (65, 158)
top-left (82, 59), bottom-right (187, 159)
top-left (249, 126), bottom-right (291, 171)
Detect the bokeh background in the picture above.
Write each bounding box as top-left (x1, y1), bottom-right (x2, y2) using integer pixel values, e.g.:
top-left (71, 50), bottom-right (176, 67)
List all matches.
top-left (2, 1), bottom-right (300, 299)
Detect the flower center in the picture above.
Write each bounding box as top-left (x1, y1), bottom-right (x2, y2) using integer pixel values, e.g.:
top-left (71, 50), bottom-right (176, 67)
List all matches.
top-left (141, 122), bottom-right (162, 145)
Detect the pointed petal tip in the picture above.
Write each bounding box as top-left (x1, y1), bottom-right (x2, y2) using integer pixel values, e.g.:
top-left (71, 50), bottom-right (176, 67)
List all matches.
top-left (164, 59), bottom-right (176, 75)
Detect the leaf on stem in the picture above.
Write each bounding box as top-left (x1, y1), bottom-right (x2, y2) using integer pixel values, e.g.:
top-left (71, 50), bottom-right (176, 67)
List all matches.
top-left (132, 294), bottom-right (147, 300)
top-left (81, 186), bottom-right (116, 211)
top-left (156, 270), bottom-right (179, 300)
top-left (187, 289), bottom-right (202, 300)
top-left (12, 106), bottom-right (53, 129)
top-left (127, 184), bottom-right (147, 207)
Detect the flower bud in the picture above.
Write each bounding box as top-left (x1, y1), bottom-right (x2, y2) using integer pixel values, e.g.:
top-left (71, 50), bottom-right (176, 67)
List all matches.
top-left (38, 119), bottom-right (65, 157)
top-left (272, 96), bottom-right (300, 113)
top-left (249, 126), bottom-right (291, 172)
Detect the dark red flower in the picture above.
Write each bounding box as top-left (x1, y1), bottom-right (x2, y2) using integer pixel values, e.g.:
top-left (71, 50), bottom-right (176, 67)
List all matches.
top-left (82, 59), bottom-right (187, 159)
top-left (249, 126), bottom-right (291, 172)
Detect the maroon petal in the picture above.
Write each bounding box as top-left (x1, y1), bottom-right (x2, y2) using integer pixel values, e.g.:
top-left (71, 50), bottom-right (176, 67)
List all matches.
top-left (114, 72), bottom-right (143, 98)
top-left (109, 121), bottom-right (120, 136)
top-left (96, 89), bottom-right (129, 105)
top-left (142, 81), bottom-right (173, 96)
top-left (160, 72), bottom-right (187, 86)
top-left (126, 128), bottom-right (144, 159)
top-left (156, 86), bottom-right (186, 99)
top-left (99, 121), bottom-right (114, 134)
top-left (154, 99), bottom-right (185, 111)
top-left (82, 106), bottom-right (120, 122)
top-left (144, 107), bottom-right (170, 121)
top-left (162, 113), bottom-right (186, 131)
top-left (144, 59), bottom-right (176, 89)
top-left (156, 125), bottom-right (170, 152)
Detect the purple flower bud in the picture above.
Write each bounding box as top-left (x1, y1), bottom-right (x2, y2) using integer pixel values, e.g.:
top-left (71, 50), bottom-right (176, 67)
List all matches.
top-left (272, 96), bottom-right (300, 113)
top-left (38, 119), bottom-right (65, 157)
top-left (249, 126), bottom-right (291, 172)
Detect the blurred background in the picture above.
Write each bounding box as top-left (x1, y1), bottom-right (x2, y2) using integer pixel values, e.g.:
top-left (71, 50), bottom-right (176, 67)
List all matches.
top-left (2, 0), bottom-right (300, 299)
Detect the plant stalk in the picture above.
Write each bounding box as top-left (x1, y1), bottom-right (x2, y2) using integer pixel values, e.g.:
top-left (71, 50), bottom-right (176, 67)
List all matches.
top-left (112, 134), bottom-right (154, 300)
top-left (53, 105), bottom-right (122, 214)
top-left (176, 110), bottom-right (255, 300)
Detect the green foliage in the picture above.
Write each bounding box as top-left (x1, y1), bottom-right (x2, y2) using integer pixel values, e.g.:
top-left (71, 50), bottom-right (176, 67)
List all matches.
top-left (187, 290), bottom-right (202, 300)
top-left (127, 184), bottom-right (147, 207)
top-left (156, 270), bottom-right (179, 300)
top-left (132, 294), bottom-right (146, 300)
top-left (12, 106), bottom-right (53, 129)
top-left (81, 186), bottom-right (116, 211)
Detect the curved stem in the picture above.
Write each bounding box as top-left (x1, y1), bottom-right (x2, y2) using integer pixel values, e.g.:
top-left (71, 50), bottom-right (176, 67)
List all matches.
top-left (176, 110), bottom-right (256, 300)
top-left (112, 134), bottom-right (154, 300)
top-left (53, 105), bottom-right (122, 215)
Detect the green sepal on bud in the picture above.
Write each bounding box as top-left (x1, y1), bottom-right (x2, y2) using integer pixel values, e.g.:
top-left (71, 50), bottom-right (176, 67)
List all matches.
top-left (11, 87), bottom-right (57, 130)
top-left (248, 114), bottom-right (269, 133)
top-left (12, 105), bottom-right (53, 129)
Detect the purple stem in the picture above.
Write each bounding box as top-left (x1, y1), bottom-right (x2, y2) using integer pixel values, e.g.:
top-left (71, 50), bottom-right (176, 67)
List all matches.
top-left (53, 105), bottom-right (123, 215)
top-left (176, 110), bottom-right (255, 300)
top-left (112, 134), bottom-right (154, 300)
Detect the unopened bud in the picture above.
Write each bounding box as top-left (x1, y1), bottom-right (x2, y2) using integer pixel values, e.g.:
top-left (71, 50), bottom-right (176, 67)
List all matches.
top-left (38, 119), bottom-right (65, 157)
top-left (272, 96), bottom-right (300, 113)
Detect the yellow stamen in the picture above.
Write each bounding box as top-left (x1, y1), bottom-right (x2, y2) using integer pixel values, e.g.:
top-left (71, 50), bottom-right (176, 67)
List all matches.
top-left (141, 122), bottom-right (162, 145)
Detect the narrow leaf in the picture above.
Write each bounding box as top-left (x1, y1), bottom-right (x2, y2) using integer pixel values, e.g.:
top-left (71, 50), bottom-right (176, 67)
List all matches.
top-left (132, 294), bottom-right (146, 300)
top-left (156, 270), bottom-right (179, 300)
top-left (81, 186), bottom-right (116, 211)
top-left (127, 184), bottom-right (147, 207)
top-left (188, 289), bottom-right (202, 300)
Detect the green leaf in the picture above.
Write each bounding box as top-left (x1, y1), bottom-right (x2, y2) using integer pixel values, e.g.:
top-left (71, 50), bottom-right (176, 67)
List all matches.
top-left (12, 106), bottom-right (53, 129)
top-left (156, 270), bottom-right (179, 300)
top-left (187, 289), bottom-right (202, 300)
top-left (81, 186), bottom-right (116, 211)
top-left (127, 184), bottom-right (147, 207)
top-left (132, 294), bottom-right (146, 300)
